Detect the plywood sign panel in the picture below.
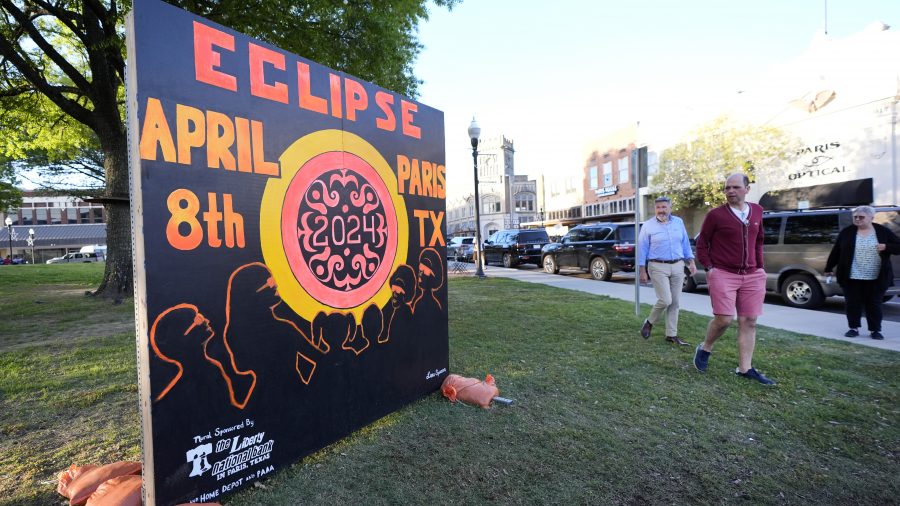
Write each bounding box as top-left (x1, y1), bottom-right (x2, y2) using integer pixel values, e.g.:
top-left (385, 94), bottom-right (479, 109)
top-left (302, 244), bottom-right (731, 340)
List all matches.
top-left (125, 1), bottom-right (447, 503)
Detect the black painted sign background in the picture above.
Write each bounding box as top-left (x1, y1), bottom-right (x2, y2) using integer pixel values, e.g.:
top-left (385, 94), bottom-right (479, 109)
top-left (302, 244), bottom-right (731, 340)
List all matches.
top-left (127, 1), bottom-right (448, 503)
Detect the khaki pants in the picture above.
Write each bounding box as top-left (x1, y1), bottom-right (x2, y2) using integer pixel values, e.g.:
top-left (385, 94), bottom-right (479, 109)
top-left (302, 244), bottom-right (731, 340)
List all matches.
top-left (647, 260), bottom-right (685, 336)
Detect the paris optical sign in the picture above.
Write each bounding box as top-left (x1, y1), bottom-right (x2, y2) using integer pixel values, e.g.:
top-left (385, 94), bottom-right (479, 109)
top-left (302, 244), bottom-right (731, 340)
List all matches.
top-left (126, 0), bottom-right (448, 503)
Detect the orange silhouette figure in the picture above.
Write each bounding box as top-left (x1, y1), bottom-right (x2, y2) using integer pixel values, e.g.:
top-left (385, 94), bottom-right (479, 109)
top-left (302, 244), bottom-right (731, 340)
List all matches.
top-left (205, 262), bottom-right (324, 409)
top-left (149, 303), bottom-right (217, 402)
top-left (413, 247), bottom-right (444, 313)
top-left (336, 304), bottom-right (383, 355)
top-left (381, 264), bottom-right (416, 344)
top-left (312, 310), bottom-right (358, 354)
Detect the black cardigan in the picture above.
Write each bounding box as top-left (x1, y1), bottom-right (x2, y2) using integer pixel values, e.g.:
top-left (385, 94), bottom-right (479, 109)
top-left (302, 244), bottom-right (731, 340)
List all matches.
top-left (825, 223), bottom-right (900, 293)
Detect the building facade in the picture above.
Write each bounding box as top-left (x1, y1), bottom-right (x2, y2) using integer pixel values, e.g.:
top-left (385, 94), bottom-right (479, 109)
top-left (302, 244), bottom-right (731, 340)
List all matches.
top-left (525, 126), bottom-right (645, 239)
top-left (1, 192), bottom-right (107, 263)
top-left (734, 23), bottom-right (899, 210)
top-left (581, 126), bottom-right (639, 224)
top-left (446, 136), bottom-right (539, 239)
top-left (533, 170), bottom-right (583, 239)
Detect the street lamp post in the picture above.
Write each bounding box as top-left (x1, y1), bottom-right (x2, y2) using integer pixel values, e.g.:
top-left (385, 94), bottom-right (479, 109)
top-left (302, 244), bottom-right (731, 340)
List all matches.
top-left (28, 228), bottom-right (35, 265)
top-left (468, 118), bottom-right (486, 278)
top-left (4, 216), bottom-right (12, 261)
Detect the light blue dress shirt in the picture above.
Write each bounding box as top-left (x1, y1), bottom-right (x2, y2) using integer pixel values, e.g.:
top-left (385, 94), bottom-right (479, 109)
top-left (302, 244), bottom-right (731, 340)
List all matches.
top-left (637, 215), bottom-right (694, 267)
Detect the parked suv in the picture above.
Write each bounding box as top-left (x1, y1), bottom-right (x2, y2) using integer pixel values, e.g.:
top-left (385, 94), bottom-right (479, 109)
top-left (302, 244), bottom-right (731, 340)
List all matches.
top-left (483, 229), bottom-right (550, 267)
top-left (541, 223), bottom-right (636, 280)
top-left (47, 252), bottom-right (101, 264)
top-left (684, 206), bottom-right (900, 309)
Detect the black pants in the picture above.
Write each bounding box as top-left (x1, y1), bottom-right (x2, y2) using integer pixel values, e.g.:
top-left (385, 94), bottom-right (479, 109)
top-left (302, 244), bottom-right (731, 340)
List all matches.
top-left (842, 279), bottom-right (885, 332)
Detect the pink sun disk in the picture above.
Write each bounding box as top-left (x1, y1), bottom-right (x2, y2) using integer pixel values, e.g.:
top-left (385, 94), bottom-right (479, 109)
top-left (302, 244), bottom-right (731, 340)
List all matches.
top-left (280, 151), bottom-right (399, 309)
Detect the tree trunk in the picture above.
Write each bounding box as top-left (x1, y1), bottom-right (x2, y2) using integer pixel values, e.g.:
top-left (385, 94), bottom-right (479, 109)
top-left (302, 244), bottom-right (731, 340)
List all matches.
top-left (91, 126), bottom-right (133, 301)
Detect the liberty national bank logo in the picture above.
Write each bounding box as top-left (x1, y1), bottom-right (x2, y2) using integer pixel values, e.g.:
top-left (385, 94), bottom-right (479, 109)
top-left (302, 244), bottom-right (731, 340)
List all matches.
top-left (186, 443), bottom-right (213, 477)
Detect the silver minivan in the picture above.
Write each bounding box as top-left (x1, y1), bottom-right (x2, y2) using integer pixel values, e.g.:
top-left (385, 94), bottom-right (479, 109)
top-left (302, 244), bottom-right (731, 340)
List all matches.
top-left (684, 206), bottom-right (900, 309)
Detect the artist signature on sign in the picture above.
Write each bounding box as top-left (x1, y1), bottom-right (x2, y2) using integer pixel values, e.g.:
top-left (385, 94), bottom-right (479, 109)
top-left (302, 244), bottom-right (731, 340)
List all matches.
top-left (425, 368), bottom-right (447, 380)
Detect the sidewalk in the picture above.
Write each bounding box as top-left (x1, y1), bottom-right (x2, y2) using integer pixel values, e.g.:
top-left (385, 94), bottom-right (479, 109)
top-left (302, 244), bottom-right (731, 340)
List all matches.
top-left (457, 264), bottom-right (900, 353)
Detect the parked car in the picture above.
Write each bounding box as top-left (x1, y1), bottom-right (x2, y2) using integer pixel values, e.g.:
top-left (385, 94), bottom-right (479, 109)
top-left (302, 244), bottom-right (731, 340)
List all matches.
top-left (447, 236), bottom-right (475, 261)
top-left (541, 222), bottom-right (636, 280)
top-left (483, 229), bottom-right (550, 267)
top-left (47, 252), bottom-right (101, 264)
top-left (683, 206), bottom-right (900, 309)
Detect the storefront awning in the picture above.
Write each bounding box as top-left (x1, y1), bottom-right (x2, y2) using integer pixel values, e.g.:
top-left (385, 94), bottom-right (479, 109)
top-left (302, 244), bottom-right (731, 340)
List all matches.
top-left (759, 178), bottom-right (873, 210)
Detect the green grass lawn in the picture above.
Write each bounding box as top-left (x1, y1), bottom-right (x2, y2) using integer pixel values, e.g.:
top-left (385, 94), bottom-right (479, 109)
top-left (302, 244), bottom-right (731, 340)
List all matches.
top-left (1, 266), bottom-right (898, 505)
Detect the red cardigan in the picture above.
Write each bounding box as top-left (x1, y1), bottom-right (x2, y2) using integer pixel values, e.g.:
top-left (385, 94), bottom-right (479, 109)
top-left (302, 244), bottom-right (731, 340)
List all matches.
top-left (696, 203), bottom-right (765, 274)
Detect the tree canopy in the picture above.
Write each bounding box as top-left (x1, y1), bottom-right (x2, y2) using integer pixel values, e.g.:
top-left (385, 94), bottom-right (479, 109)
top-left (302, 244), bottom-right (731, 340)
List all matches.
top-left (0, 0), bottom-right (457, 296)
top-left (653, 115), bottom-right (799, 211)
top-left (0, 156), bottom-right (22, 211)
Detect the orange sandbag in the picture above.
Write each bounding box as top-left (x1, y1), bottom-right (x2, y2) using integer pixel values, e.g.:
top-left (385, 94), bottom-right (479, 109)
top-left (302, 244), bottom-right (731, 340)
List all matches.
top-left (441, 373), bottom-right (499, 409)
top-left (64, 461), bottom-right (142, 506)
top-left (85, 475), bottom-right (142, 506)
top-left (57, 465), bottom-right (99, 498)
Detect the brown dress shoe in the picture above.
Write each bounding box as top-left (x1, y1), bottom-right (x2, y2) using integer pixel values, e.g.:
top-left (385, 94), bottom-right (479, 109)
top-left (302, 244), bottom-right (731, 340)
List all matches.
top-left (640, 320), bottom-right (652, 339)
top-left (666, 336), bottom-right (689, 346)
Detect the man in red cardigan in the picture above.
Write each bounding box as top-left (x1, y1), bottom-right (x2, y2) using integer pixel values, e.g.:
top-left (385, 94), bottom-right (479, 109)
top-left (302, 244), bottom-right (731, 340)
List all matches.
top-left (693, 173), bottom-right (775, 385)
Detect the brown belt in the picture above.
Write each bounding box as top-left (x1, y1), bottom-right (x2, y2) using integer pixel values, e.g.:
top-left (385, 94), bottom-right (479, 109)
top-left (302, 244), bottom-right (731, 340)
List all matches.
top-left (649, 259), bottom-right (683, 264)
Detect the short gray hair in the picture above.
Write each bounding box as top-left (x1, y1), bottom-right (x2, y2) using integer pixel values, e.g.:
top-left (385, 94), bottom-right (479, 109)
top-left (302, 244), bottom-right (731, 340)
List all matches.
top-left (654, 196), bottom-right (671, 203)
top-left (853, 205), bottom-right (875, 217)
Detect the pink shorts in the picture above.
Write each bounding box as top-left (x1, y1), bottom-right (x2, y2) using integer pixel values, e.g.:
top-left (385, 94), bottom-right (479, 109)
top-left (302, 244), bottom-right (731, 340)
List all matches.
top-left (707, 268), bottom-right (766, 317)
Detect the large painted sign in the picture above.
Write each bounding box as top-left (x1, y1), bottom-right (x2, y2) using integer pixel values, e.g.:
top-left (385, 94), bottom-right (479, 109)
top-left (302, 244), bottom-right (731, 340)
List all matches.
top-left (125, 1), bottom-right (447, 503)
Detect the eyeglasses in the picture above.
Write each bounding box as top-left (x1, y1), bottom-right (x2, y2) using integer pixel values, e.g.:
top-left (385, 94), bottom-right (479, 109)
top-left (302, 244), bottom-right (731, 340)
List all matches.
top-left (852, 216), bottom-right (868, 220)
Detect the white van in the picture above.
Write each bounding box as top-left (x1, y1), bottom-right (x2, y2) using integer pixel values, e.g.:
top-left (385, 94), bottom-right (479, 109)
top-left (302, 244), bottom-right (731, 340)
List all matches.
top-left (79, 245), bottom-right (107, 259)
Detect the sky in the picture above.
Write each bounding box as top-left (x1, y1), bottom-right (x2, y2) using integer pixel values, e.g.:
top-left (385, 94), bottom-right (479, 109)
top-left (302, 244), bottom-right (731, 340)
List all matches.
top-left (413, 0), bottom-right (900, 199)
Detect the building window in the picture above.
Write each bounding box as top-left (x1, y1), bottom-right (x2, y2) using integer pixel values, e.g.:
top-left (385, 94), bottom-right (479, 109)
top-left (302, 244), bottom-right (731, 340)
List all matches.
top-left (603, 161), bottom-right (612, 186)
top-left (21, 209), bottom-right (33, 225)
top-left (66, 208), bottom-right (76, 223)
top-left (515, 193), bottom-right (535, 212)
top-left (483, 196), bottom-right (501, 214)
top-left (36, 209), bottom-right (48, 225)
top-left (92, 208), bottom-right (104, 222)
top-left (618, 157), bottom-right (629, 183)
top-left (50, 208), bottom-right (62, 224)
top-left (589, 165), bottom-right (598, 189)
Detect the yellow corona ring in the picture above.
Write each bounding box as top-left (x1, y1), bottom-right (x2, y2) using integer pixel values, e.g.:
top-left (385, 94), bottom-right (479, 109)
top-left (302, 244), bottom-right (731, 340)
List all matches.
top-left (260, 130), bottom-right (408, 323)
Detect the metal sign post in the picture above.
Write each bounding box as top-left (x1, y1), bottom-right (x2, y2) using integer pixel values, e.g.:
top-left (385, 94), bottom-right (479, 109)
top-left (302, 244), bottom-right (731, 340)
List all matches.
top-left (633, 123), bottom-right (642, 316)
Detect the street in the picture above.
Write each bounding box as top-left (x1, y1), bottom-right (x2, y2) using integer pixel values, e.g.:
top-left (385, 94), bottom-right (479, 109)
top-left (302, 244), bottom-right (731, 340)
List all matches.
top-left (499, 263), bottom-right (900, 323)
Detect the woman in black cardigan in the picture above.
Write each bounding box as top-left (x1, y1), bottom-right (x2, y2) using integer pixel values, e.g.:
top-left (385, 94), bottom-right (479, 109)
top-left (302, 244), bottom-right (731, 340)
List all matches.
top-left (824, 206), bottom-right (900, 340)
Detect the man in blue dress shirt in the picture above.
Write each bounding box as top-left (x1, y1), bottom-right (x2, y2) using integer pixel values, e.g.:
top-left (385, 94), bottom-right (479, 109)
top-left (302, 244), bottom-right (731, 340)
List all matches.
top-left (638, 196), bottom-right (697, 345)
